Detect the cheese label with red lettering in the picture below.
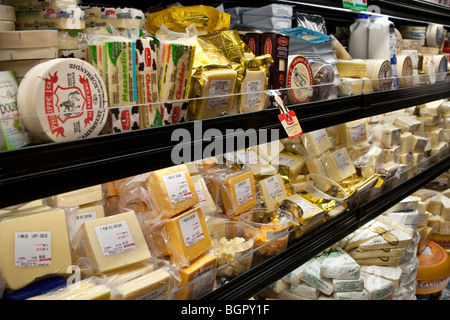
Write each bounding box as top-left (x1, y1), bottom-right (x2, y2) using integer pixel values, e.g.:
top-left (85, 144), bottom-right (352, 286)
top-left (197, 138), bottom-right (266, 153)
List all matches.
top-left (287, 55), bottom-right (313, 105)
top-left (17, 58), bottom-right (108, 142)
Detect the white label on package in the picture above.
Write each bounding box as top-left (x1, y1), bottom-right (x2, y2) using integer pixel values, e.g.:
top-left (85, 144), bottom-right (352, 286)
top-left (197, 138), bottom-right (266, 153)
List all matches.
top-left (334, 151), bottom-right (351, 171)
top-left (162, 171), bottom-right (193, 204)
top-left (312, 129), bottom-right (327, 144)
top-left (294, 199), bottom-right (318, 215)
top-left (246, 80), bottom-right (262, 109)
top-left (207, 80), bottom-right (231, 109)
top-left (179, 210), bottom-right (205, 247)
top-left (192, 264), bottom-right (215, 299)
top-left (349, 122), bottom-right (366, 142)
top-left (94, 221), bottom-right (136, 256)
top-left (15, 232), bottom-right (51, 267)
top-left (137, 286), bottom-right (165, 300)
top-left (236, 150), bottom-right (260, 164)
top-left (278, 155), bottom-right (297, 167)
top-left (193, 181), bottom-right (207, 204)
top-left (73, 211), bottom-right (97, 231)
top-left (234, 178), bottom-right (254, 206)
top-left (264, 176), bottom-right (283, 199)
top-left (266, 227), bottom-right (288, 240)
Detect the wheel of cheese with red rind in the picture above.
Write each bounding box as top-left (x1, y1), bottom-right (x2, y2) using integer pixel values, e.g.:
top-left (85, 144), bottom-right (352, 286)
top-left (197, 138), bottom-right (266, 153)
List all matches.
top-left (416, 241), bottom-right (450, 295)
top-left (17, 58), bottom-right (108, 143)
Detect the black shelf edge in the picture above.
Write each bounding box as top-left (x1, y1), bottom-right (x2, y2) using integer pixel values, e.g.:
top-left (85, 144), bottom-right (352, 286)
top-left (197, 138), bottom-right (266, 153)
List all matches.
top-left (201, 211), bottom-right (359, 300)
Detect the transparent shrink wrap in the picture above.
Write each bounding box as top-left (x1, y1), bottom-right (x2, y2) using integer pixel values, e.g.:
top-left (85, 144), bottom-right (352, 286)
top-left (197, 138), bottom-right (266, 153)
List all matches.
top-left (305, 54), bottom-right (335, 102)
top-left (352, 142), bottom-right (385, 180)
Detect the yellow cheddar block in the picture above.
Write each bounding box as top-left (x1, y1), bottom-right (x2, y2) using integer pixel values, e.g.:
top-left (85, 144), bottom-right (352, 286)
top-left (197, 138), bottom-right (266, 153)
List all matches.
top-left (300, 129), bottom-right (333, 158)
top-left (323, 148), bottom-right (356, 182)
top-left (145, 164), bottom-right (199, 218)
top-left (221, 170), bottom-right (257, 216)
top-left (0, 209), bottom-right (72, 291)
top-left (113, 268), bottom-right (171, 300)
top-left (258, 174), bottom-right (288, 210)
top-left (82, 211), bottom-right (151, 274)
top-left (175, 253), bottom-right (217, 300)
top-left (163, 207), bottom-right (212, 264)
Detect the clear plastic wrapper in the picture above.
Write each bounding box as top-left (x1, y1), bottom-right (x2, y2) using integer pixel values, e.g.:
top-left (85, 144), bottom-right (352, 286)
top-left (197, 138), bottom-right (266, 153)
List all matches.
top-left (294, 12), bottom-right (327, 34)
top-left (304, 54), bottom-right (335, 102)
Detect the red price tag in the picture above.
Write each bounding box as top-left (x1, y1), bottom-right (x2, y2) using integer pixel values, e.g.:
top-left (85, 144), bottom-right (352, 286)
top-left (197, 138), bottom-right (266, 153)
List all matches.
top-left (278, 110), bottom-right (303, 139)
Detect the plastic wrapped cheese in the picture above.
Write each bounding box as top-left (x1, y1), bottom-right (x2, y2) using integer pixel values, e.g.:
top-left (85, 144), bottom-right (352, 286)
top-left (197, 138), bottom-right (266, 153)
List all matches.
top-left (258, 174), bottom-right (288, 210)
top-left (300, 129), bottom-right (333, 158)
top-left (322, 148), bottom-right (357, 182)
top-left (320, 247), bottom-right (360, 280)
top-left (336, 59), bottom-right (367, 78)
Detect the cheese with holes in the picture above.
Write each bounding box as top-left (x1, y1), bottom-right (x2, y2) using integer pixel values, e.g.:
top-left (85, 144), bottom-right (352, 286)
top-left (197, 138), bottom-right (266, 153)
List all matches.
top-left (189, 69), bottom-right (237, 120)
top-left (175, 253), bottom-right (217, 300)
top-left (300, 129), bottom-right (333, 158)
top-left (320, 247), bottom-right (360, 280)
top-left (45, 185), bottom-right (103, 207)
top-left (82, 211), bottom-right (151, 274)
top-left (323, 148), bottom-right (356, 182)
top-left (258, 174), bottom-right (288, 210)
top-left (221, 170), bottom-right (257, 216)
top-left (163, 207), bottom-right (212, 264)
top-left (113, 268), bottom-right (171, 300)
top-left (145, 164), bottom-right (199, 218)
top-left (0, 209), bottom-right (72, 290)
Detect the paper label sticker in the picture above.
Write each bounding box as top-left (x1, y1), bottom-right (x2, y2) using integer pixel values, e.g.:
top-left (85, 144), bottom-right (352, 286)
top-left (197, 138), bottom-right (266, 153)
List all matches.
top-left (279, 110), bottom-right (303, 139)
top-left (162, 171), bottom-right (193, 204)
top-left (264, 175), bottom-right (283, 199)
top-left (179, 210), bottom-right (205, 247)
top-left (207, 80), bottom-right (231, 110)
top-left (334, 151), bottom-right (351, 171)
top-left (234, 178), bottom-right (254, 206)
top-left (15, 232), bottom-right (52, 267)
top-left (94, 220), bottom-right (136, 256)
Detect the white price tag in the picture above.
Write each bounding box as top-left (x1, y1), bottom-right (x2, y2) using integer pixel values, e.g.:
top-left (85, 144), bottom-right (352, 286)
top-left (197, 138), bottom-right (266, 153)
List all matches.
top-left (94, 220), bottom-right (136, 256)
top-left (15, 232), bottom-right (52, 267)
top-left (234, 178), bottom-right (254, 206)
top-left (162, 171), bottom-right (193, 204)
top-left (179, 210), bottom-right (205, 247)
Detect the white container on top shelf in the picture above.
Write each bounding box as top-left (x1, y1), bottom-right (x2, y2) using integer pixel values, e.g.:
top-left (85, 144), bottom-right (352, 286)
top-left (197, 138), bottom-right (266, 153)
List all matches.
top-left (349, 13), bottom-right (370, 59)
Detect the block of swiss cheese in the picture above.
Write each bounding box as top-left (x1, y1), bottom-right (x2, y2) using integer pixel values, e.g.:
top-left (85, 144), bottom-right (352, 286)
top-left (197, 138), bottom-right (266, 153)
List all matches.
top-left (145, 164), bottom-right (199, 218)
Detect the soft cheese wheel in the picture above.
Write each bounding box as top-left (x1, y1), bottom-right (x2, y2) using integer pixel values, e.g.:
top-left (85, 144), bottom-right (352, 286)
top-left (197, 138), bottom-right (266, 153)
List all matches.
top-left (286, 55), bottom-right (313, 105)
top-left (365, 59), bottom-right (393, 91)
top-left (81, 211), bottom-right (151, 274)
top-left (145, 164), bottom-right (199, 218)
top-left (396, 55), bottom-right (413, 88)
top-left (0, 209), bottom-right (72, 291)
top-left (17, 58), bottom-right (108, 142)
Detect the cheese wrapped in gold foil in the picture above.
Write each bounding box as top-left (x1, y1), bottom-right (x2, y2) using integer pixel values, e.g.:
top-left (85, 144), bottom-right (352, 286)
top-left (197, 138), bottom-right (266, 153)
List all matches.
top-left (145, 5), bottom-right (230, 35)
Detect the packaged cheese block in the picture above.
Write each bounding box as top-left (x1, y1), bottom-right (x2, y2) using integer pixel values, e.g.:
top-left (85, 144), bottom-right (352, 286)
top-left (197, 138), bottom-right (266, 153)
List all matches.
top-left (258, 174), bottom-right (288, 210)
top-left (299, 255), bottom-right (334, 296)
top-left (360, 265), bottom-right (402, 290)
top-left (300, 129), bottom-right (332, 158)
top-left (81, 211), bottom-right (151, 274)
top-left (382, 146), bottom-right (399, 163)
top-left (283, 194), bottom-right (324, 225)
top-left (191, 174), bottom-right (216, 217)
top-left (337, 77), bottom-right (373, 96)
top-left (17, 58), bottom-right (108, 143)
top-left (336, 59), bottom-right (367, 78)
top-left (270, 152), bottom-right (305, 179)
top-left (380, 123), bottom-right (401, 148)
top-left (393, 115), bottom-right (421, 133)
top-left (0, 209), bottom-right (72, 291)
top-left (106, 262), bottom-right (155, 282)
top-left (189, 69), bottom-right (237, 120)
top-left (0, 30), bottom-right (59, 50)
top-left (333, 278), bottom-right (364, 292)
top-left (355, 256), bottom-right (402, 267)
top-left (254, 140), bottom-right (285, 163)
top-left (358, 227), bottom-right (413, 251)
top-left (322, 148), bottom-right (356, 182)
top-left (0, 71), bottom-right (30, 150)
top-left (221, 170), bottom-right (257, 216)
top-left (399, 131), bottom-right (413, 153)
top-left (113, 268), bottom-right (171, 300)
top-left (286, 55), bottom-right (313, 105)
top-left (344, 220), bottom-right (395, 251)
top-left (60, 284), bottom-right (111, 300)
top-left (305, 157), bottom-right (327, 176)
top-left (290, 282), bottom-right (320, 299)
top-left (145, 164), bottom-right (199, 218)
top-left (412, 135), bottom-right (428, 152)
top-left (364, 59), bottom-right (393, 91)
top-left (320, 247), bottom-right (360, 280)
top-left (334, 290), bottom-right (369, 300)
top-left (0, 5), bottom-right (15, 22)
top-left (360, 273), bottom-right (394, 300)
top-left (175, 253), bottom-right (217, 300)
top-left (338, 119), bottom-right (368, 148)
top-left (45, 185), bottom-right (103, 207)
top-left (239, 69), bottom-right (267, 113)
top-left (163, 207), bottom-right (212, 264)
top-left (430, 142), bottom-right (448, 156)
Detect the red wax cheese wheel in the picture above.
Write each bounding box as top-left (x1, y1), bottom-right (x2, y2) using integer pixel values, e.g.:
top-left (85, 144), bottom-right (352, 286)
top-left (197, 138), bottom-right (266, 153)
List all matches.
top-left (17, 58), bottom-right (108, 142)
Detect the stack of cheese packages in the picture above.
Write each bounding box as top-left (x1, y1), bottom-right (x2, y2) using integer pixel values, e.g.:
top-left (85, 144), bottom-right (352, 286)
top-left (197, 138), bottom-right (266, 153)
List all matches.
top-left (260, 214), bottom-right (415, 300)
top-left (412, 186), bottom-right (450, 254)
top-left (0, 4), bottom-right (15, 31)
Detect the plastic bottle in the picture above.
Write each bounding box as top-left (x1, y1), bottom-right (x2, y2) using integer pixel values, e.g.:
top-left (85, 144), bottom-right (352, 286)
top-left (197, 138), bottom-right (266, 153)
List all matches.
top-left (348, 13), bottom-right (370, 59)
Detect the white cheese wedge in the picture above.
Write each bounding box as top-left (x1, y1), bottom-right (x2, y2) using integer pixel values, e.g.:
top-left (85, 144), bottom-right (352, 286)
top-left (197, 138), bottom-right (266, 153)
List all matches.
top-left (320, 247), bottom-right (360, 280)
top-left (290, 282), bottom-right (321, 299)
top-left (257, 174), bottom-right (288, 210)
top-left (300, 129), bottom-right (333, 158)
top-left (322, 148), bottom-right (356, 182)
top-left (361, 273), bottom-right (394, 300)
top-left (299, 255), bottom-right (334, 296)
top-left (334, 290), bottom-right (369, 300)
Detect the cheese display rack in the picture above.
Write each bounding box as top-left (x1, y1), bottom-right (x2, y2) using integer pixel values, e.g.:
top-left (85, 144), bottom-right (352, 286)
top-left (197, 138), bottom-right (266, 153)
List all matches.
top-left (0, 0), bottom-right (449, 301)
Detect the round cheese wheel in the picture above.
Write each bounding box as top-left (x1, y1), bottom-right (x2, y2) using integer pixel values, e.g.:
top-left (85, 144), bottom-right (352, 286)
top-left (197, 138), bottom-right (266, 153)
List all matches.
top-left (17, 58), bottom-right (108, 143)
top-left (416, 241), bottom-right (450, 295)
top-left (397, 55), bottom-right (413, 88)
top-left (426, 24), bottom-right (444, 49)
top-left (0, 5), bottom-right (15, 22)
top-left (286, 55), bottom-right (313, 105)
top-left (433, 54), bottom-right (448, 82)
top-left (365, 59), bottom-right (393, 91)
